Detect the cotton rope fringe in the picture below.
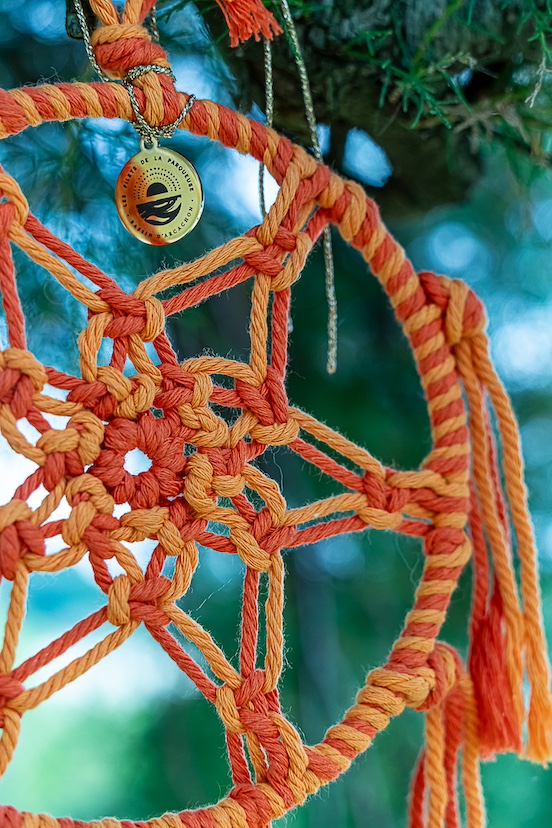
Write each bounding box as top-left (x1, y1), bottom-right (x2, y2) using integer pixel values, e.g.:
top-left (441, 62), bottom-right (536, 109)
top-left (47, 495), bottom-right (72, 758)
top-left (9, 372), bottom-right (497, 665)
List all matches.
top-left (0, 3), bottom-right (551, 828)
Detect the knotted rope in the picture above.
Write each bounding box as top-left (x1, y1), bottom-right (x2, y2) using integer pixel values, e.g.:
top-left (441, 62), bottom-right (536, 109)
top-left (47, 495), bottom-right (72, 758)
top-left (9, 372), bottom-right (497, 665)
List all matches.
top-left (0, 3), bottom-right (551, 827)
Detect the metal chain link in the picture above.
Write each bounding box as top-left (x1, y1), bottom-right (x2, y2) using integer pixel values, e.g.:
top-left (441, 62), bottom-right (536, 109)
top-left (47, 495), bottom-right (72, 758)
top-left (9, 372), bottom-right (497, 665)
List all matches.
top-left (123, 65), bottom-right (195, 140)
top-left (72, 0), bottom-right (193, 141)
top-left (72, 0), bottom-right (110, 81)
top-left (148, 4), bottom-right (160, 43)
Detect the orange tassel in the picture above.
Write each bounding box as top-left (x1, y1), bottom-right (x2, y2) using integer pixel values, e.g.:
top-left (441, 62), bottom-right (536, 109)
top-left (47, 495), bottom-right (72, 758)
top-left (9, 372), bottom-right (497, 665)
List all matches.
top-left (214, 0), bottom-right (283, 47)
top-left (471, 334), bottom-right (552, 762)
top-left (468, 489), bottom-right (523, 757)
top-left (443, 275), bottom-right (552, 763)
top-left (469, 582), bottom-right (523, 757)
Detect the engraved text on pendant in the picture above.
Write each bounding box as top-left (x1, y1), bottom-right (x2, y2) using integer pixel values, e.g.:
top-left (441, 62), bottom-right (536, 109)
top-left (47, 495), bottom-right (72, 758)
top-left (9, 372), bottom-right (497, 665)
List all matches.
top-left (115, 144), bottom-right (204, 245)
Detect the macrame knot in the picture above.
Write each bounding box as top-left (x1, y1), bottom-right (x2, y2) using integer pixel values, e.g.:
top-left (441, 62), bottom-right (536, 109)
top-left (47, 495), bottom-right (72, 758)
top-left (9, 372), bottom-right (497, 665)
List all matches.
top-left (0, 501), bottom-right (43, 581)
top-left (68, 411), bottom-right (105, 466)
top-left (61, 497), bottom-right (98, 548)
top-left (204, 445), bottom-right (246, 483)
top-left (216, 683), bottom-right (247, 734)
top-left (243, 248), bottom-right (285, 279)
top-left (107, 574), bottom-right (133, 626)
top-left (0, 674), bottom-right (24, 702)
top-left (182, 452), bottom-right (217, 519)
top-left (65, 376), bottom-right (115, 421)
top-left (424, 526), bottom-right (467, 558)
top-left (273, 226), bottom-right (299, 252)
top-left (141, 295), bottom-right (165, 342)
top-left (156, 513), bottom-right (186, 558)
top-left (249, 508), bottom-right (275, 545)
top-left (271, 231), bottom-right (314, 292)
top-left (107, 575), bottom-right (175, 627)
top-left (0, 348), bottom-right (47, 419)
top-left (215, 671), bottom-right (271, 734)
top-left (356, 503), bottom-right (402, 531)
top-left (91, 24), bottom-right (182, 130)
top-left (98, 289), bottom-right (165, 342)
top-left (156, 363), bottom-right (194, 410)
top-left (234, 669), bottom-right (271, 714)
top-left (37, 426), bottom-right (87, 491)
top-left (250, 418), bottom-right (300, 446)
top-left (0, 674), bottom-right (24, 727)
top-left (363, 472), bottom-right (411, 514)
top-left (0, 171), bottom-right (28, 231)
top-left (63, 475), bottom-right (115, 544)
top-left (418, 271), bottom-right (486, 346)
top-left (115, 373), bottom-right (157, 418)
top-left (230, 525), bottom-right (272, 572)
top-left (255, 214), bottom-right (299, 250)
top-left (34, 414), bottom-right (104, 491)
top-left (442, 277), bottom-right (486, 346)
top-left (91, 23), bottom-right (167, 80)
top-left (88, 368), bottom-right (156, 421)
top-left (251, 512), bottom-right (295, 555)
top-left (91, 412), bottom-right (187, 509)
top-left (229, 784), bottom-right (278, 827)
top-left (417, 643), bottom-right (462, 712)
top-left (236, 366), bottom-right (289, 427)
top-left (211, 473), bottom-right (246, 499)
top-left (127, 575), bottom-right (174, 627)
top-left (96, 366), bottom-right (133, 402)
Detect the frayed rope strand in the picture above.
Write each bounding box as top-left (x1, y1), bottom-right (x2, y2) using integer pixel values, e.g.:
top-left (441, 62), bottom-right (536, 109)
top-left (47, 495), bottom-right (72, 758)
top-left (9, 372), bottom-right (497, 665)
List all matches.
top-left (215, 0), bottom-right (282, 47)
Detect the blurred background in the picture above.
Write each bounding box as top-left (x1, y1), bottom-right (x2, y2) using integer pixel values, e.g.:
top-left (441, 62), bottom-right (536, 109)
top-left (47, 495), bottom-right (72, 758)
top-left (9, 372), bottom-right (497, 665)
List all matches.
top-left (1, 1), bottom-right (552, 825)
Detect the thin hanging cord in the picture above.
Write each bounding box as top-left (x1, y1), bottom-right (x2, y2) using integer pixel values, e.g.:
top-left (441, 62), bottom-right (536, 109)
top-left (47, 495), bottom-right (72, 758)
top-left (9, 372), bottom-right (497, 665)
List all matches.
top-left (278, 0), bottom-right (338, 374)
top-left (259, 36), bottom-right (274, 219)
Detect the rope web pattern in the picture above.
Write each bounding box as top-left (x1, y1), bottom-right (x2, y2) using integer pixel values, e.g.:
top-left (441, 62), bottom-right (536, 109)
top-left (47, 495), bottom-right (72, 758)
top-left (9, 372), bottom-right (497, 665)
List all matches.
top-left (0, 3), bottom-right (551, 826)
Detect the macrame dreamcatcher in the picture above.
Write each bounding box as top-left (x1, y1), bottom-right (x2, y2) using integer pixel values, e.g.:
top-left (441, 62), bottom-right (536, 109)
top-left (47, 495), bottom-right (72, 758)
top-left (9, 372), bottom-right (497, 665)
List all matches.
top-left (1, 2), bottom-right (552, 827)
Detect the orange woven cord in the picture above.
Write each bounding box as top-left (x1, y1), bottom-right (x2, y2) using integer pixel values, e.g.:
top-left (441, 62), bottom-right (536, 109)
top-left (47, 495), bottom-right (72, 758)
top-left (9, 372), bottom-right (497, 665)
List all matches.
top-left (0, 4), bottom-right (551, 824)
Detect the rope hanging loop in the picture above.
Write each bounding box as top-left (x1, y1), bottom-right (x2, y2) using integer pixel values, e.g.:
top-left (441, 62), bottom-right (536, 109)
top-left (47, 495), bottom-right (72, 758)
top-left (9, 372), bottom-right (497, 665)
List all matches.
top-left (76, 0), bottom-right (185, 135)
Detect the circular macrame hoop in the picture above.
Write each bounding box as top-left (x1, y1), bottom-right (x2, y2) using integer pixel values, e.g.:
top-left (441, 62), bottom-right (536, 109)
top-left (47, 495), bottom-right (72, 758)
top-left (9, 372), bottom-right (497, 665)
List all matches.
top-left (0, 4), bottom-right (551, 828)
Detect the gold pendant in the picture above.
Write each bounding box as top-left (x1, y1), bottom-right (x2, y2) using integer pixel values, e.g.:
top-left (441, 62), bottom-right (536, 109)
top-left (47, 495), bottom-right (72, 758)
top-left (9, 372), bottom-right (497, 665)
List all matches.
top-left (115, 138), bottom-right (204, 245)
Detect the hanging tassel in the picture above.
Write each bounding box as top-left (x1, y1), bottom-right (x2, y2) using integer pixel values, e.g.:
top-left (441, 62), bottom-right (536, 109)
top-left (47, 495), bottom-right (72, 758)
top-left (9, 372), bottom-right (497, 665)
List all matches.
top-left (214, 0), bottom-right (282, 47)
top-left (469, 580), bottom-right (523, 756)
top-left (441, 275), bottom-right (552, 763)
top-left (468, 491), bottom-right (523, 757)
top-left (470, 332), bottom-right (552, 762)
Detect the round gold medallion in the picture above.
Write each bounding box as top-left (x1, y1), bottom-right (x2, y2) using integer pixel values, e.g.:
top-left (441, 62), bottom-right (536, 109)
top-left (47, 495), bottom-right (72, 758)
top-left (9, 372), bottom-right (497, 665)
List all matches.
top-left (115, 139), bottom-right (204, 245)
